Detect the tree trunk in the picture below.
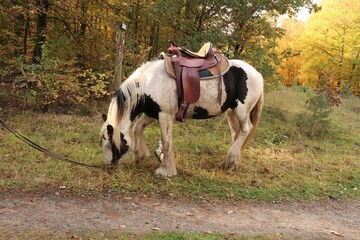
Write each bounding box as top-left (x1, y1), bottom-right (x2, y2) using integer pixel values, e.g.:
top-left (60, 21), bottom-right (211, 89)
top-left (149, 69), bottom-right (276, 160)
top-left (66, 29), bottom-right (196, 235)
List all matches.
top-left (23, 1), bottom-right (30, 60)
top-left (113, 23), bottom-right (126, 90)
top-left (148, 21), bottom-right (159, 60)
top-left (32, 0), bottom-right (50, 64)
top-left (77, 0), bottom-right (87, 68)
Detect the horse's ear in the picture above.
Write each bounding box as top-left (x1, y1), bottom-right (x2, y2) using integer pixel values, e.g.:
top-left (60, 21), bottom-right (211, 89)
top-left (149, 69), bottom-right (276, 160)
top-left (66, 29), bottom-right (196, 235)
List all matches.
top-left (102, 114), bottom-right (107, 122)
top-left (107, 125), bottom-right (113, 135)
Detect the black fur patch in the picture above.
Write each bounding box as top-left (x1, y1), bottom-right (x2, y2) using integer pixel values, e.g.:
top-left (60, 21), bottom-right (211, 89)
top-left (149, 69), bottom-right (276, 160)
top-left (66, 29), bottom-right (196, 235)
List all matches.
top-left (221, 66), bottom-right (248, 112)
top-left (102, 114), bottom-right (107, 122)
top-left (119, 132), bottom-right (129, 158)
top-left (130, 94), bottom-right (161, 121)
top-left (116, 90), bottom-right (126, 118)
top-left (192, 106), bottom-right (215, 119)
top-left (107, 126), bottom-right (129, 165)
top-left (107, 125), bottom-right (121, 165)
top-left (111, 142), bottom-right (121, 165)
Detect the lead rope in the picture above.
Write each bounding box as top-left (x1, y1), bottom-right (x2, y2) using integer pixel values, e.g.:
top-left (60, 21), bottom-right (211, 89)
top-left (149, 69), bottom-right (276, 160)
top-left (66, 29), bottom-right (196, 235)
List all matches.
top-left (0, 118), bottom-right (113, 169)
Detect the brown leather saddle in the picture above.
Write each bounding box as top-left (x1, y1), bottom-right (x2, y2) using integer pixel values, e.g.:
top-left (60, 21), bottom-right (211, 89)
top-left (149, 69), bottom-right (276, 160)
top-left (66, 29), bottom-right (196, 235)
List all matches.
top-left (161, 41), bottom-right (229, 122)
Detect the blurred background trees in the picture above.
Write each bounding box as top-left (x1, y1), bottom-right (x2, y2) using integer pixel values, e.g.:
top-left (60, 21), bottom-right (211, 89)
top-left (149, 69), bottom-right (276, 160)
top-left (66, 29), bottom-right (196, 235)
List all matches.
top-left (0, 0), bottom-right (358, 111)
top-left (277, 0), bottom-right (360, 95)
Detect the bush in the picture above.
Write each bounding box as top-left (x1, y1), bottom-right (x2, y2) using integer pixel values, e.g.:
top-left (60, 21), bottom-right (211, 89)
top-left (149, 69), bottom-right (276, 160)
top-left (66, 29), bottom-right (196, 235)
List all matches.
top-left (5, 53), bottom-right (112, 111)
top-left (295, 92), bottom-right (332, 138)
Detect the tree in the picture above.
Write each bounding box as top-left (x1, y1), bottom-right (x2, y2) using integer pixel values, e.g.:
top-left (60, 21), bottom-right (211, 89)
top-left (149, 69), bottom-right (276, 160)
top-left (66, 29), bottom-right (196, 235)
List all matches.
top-left (276, 18), bottom-right (305, 86)
top-left (32, 0), bottom-right (50, 64)
top-left (1, 0), bottom-right (324, 109)
top-left (298, 0), bottom-right (360, 94)
top-left (150, 0), bottom-right (316, 84)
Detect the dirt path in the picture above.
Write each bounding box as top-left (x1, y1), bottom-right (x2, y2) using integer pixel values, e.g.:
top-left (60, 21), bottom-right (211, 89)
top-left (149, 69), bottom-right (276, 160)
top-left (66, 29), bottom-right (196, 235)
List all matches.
top-left (0, 192), bottom-right (359, 239)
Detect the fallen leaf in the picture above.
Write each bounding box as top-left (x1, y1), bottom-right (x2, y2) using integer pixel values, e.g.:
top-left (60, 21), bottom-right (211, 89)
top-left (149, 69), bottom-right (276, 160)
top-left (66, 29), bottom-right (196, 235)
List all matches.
top-left (330, 231), bottom-right (343, 237)
top-left (131, 203), bottom-right (138, 207)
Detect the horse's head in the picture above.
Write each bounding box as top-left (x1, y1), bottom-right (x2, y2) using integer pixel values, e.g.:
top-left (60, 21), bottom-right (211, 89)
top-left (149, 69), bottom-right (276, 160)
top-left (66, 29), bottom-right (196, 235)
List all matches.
top-left (100, 114), bottom-right (130, 165)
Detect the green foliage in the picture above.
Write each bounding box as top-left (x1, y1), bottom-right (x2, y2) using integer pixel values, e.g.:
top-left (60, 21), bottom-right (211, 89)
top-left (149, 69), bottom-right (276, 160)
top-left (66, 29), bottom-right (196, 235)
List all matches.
top-left (12, 50), bottom-right (111, 110)
top-left (78, 69), bottom-right (112, 100)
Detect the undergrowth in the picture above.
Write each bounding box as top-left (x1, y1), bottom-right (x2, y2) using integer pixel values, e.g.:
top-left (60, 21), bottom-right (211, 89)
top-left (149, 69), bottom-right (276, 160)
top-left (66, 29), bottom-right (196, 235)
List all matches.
top-left (0, 88), bottom-right (359, 202)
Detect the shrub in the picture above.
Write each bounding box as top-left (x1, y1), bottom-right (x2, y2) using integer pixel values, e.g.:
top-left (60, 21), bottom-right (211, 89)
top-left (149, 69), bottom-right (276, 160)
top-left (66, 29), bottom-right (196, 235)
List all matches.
top-left (295, 92), bottom-right (332, 138)
top-left (8, 53), bottom-right (111, 111)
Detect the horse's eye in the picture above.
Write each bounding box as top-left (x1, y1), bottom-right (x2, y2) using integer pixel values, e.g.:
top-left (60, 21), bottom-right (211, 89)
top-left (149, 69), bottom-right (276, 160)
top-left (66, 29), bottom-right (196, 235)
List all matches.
top-left (102, 135), bottom-right (106, 140)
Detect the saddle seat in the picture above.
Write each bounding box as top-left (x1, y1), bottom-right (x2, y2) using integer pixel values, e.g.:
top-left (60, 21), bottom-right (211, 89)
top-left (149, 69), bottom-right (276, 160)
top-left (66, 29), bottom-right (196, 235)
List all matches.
top-left (161, 41), bottom-right (230, 122)
top-left (169, 41), bottom-right (213, 58)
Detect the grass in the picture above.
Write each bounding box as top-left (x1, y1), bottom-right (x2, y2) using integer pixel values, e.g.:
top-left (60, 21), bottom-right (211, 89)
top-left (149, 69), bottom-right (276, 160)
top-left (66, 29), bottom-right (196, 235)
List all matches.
top-left (0, 88), bottom-right (359, 201)
top-left (0, 229), bottom-right (291, 240)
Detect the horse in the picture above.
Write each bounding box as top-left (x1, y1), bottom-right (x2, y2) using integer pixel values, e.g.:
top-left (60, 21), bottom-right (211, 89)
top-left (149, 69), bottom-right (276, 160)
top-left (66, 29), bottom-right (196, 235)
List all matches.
top-left (100, 58), bottom-right (264, 178)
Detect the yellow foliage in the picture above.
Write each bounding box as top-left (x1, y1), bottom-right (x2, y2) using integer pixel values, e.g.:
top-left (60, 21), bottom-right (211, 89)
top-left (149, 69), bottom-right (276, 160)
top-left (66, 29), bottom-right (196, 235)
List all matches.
top-left (276, 0), bottom-right (360, 95)
top-left (276, 18), bottom-right (305, 86)
top-left (298, 0), bottom-right (360, 93)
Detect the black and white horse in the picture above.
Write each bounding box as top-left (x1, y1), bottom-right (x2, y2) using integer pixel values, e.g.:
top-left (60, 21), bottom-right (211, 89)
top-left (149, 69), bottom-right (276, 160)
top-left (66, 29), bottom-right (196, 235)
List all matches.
top-left (100, 59), bottom-right (264, 178)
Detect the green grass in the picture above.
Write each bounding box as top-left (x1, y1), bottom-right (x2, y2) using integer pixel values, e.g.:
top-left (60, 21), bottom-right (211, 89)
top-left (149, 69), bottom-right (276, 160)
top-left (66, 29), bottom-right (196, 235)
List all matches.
top-left (0, 229), bottom-right (290, 240)
top-left (1, 88), bottom-right (359, 201)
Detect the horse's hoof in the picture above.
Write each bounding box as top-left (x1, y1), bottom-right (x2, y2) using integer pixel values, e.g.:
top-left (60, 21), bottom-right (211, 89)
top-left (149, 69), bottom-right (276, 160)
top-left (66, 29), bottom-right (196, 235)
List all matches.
top-left (218, 161), bottom-right (238, 171)
top-left (154, 166), bottom-right (177, 178)
top-left (134, 151), bottom-right (151, 164)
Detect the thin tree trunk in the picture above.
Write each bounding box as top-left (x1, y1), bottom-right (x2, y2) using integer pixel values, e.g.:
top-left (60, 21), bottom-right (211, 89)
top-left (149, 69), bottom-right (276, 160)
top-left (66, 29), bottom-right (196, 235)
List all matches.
top-left (23, 1), bottom-right (30, 60)
top-left (77, 0), bottom-right (87, 68)
top-left (32, 0), bottom-right (50, 64)
top-left (148, 21), bottom-right (159, 60)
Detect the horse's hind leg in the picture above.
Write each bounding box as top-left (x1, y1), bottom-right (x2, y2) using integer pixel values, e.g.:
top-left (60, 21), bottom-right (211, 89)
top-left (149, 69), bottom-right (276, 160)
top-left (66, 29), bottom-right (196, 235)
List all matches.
top-left (226, 109), bottom-right (240, 143)
top-left (220, 108), bottom-right (252, 170)
top-left (132, 114), bottom-right (155, 164)
top-left (154, 112), bottom-right (177, 178)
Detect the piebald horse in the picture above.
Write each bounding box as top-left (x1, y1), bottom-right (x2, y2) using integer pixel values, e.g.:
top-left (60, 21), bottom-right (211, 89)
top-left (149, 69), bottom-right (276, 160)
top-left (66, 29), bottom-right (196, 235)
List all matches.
top-left (100, 59), bottom-right (264, 178)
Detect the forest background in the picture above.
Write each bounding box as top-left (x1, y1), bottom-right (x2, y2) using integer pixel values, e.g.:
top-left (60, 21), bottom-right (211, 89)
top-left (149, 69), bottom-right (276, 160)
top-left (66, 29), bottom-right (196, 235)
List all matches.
top-left (0, 0), bottom-right (359, 110)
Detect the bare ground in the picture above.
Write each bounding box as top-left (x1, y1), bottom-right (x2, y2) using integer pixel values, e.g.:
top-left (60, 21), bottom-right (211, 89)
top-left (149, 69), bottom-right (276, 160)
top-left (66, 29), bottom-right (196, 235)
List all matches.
top-left (0, 192), bottom-right (359, 239)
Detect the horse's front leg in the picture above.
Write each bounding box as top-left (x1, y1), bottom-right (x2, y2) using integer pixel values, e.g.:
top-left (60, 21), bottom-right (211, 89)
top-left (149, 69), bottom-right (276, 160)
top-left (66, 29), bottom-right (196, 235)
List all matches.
top-left (132, 114), bottom-right (155, 164)
top-left (154, 112), bottom-right (177, 178)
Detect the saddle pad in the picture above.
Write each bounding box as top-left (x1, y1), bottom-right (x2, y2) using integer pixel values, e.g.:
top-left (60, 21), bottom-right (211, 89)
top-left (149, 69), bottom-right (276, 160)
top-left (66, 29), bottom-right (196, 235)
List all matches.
top-left (160, 52), bottom-right (176, 78)
top-left (199, 57), bottom-right (230, 79)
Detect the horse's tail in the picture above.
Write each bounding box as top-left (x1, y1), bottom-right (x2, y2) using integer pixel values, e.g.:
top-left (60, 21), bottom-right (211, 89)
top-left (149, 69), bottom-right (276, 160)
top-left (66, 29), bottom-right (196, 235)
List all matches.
top-left (242, 91), bottom-right (264, 151)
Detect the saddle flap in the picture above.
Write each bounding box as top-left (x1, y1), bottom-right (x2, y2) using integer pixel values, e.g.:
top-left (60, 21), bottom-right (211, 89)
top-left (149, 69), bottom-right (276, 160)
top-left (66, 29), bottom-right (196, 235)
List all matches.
top-left (182, 67), bottom-right (200, 103)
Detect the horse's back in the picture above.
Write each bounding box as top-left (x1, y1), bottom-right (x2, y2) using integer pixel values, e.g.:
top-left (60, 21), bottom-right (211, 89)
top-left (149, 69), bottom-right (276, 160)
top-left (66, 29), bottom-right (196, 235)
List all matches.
top-left (228, 59), bottom-right (264, 102)
top-left (137, 59), bottom-right (263, 119)
top-left (229, 60), bottom-right (263, 86)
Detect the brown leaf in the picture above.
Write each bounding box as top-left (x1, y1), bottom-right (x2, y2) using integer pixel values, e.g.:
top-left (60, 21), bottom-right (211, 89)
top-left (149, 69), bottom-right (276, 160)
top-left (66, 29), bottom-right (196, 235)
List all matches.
top-left (330, 231), bottom-right (343, 237)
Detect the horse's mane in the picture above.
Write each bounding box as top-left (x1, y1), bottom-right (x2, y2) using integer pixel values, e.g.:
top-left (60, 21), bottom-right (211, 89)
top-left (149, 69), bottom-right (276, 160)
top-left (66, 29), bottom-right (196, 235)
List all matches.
top-left (110, 60), bottom-right (159, 125)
